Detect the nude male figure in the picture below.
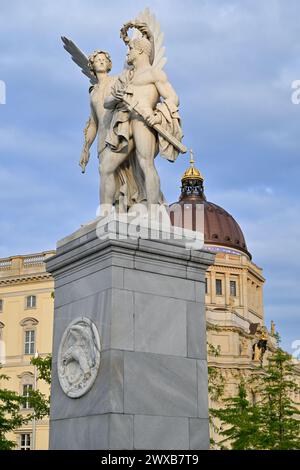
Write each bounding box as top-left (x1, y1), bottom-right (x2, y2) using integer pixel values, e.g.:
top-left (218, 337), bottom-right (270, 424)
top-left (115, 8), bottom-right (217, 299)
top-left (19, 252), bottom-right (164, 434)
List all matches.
top-left (101, 35), bottom-right (180, 212)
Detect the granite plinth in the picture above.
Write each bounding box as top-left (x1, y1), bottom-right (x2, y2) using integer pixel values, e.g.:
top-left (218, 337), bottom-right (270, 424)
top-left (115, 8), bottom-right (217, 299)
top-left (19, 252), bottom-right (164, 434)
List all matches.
top-left (47, 218), bottom-right (214, 449)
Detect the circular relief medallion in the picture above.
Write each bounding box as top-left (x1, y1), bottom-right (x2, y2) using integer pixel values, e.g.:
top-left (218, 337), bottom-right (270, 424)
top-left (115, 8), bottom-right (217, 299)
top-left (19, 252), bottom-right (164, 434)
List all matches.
top-left (57, 317), bottom-right (101, 398)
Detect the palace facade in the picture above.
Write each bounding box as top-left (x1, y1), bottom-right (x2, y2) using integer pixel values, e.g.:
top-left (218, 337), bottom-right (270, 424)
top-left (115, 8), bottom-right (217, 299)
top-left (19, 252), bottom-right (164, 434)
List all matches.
top-left (0, 252), bottom-right (55, 449)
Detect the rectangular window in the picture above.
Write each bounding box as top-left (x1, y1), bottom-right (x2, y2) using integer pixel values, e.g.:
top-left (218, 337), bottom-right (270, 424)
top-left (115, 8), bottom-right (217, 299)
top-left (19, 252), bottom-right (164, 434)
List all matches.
top-left (24, 330), bottom-right (35, 355)
top-left (22, 384), bottom-right (33, 409)
top-left (26, 295), bottom-right (36, 309)
top-left (205, 278), bottom-right (208, 294)
top-left (0, 299), bottom-right (3, 312)
top-left (20, 433), bottom-right (31, 450)
top-left (216, 279), bottom-right (222, 295)
top-left (230, 280), bottom-right (237, 297)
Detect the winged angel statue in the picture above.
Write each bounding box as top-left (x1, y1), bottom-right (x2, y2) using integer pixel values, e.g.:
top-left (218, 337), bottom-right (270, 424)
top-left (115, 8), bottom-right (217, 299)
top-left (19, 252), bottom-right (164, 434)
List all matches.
top-left (62, 8), bottom-right (186, 214)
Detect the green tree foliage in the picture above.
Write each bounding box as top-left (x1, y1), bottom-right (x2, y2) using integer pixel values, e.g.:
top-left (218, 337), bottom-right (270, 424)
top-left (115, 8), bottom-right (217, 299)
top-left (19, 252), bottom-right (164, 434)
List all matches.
top-left (0, 355), bottom-right (52, 449)
top-left (254, 348), bottom-right (300, 449)
top-left (28, 355), bottom-right (52, 418)
top-left (31, 354), bottom-right (52, 385)
top-left (210, 381), bottom-right (261, 449)
top-left (207, 342), bottom-right (226, 447)
top-left (0, 373), bottom-right (30, 450)
top-left (210, 343), bottom-right (300, 450)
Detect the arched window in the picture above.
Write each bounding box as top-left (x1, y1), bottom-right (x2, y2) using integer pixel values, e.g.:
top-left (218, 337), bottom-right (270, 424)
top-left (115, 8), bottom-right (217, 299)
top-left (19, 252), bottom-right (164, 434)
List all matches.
top-left (20, 318), bottom-right (38, 355)
top-left (26, 295), bottom-right (36, 309)
top-left (18, 371), bottom-right (34, 409)
top-left (24, 330), bottom-right (35, 355)
top-left (18, 371), bottom-right (34, 410)
top-left (22, 383), bottom-right (33, 409)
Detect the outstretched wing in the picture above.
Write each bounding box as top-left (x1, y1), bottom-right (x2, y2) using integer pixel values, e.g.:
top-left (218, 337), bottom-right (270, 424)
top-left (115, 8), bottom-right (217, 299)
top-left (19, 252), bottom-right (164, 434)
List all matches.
top-left (61, 36), bottom-right (97, 85)
top-left (134, 8), bottom-right (167, 70)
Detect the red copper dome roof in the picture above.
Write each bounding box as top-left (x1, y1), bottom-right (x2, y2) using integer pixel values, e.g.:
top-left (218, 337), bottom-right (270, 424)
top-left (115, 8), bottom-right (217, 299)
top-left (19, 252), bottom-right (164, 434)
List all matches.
top-left (203, 200), bottom-right (249, 256)
top-left (169, 152), bottom-right (251, 258)
top-left (169, 198), bottom-right (250, 258)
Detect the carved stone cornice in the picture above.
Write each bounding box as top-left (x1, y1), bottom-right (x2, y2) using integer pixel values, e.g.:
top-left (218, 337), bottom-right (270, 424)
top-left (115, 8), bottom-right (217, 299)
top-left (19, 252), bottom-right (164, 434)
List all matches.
top-left (206, 320), bottom-right (252, 338)
top-left (209, 265), bottom-right (244, 274)
top-left (0, 273), bottom-right (52, 286)
top-left (19, 317), bottom-right (39, 327)
top-left (209, 262), bottom-right (265, 283)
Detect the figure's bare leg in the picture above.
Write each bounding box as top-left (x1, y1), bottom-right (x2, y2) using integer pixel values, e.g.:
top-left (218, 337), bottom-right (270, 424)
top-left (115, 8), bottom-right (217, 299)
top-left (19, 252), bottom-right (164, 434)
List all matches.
top-left (99, 144), bottom-right (132, 210)
top-left (131, 119), bottom-right (160, 208)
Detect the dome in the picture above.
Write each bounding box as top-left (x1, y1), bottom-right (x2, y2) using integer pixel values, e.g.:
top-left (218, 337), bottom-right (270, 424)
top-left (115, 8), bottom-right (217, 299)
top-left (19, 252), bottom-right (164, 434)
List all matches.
top-left (203, 200), bottom-right (249, 256)
top-left (169, 151), bottom-right (251, 259)
top-left (181, 149), bottom-right (204, 182)
top-left (182, 165), bottom-right (203, 181)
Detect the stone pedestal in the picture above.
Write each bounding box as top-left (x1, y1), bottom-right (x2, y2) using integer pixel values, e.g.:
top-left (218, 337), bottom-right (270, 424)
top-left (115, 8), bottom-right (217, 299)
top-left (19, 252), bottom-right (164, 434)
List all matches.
top-left (47, 218), bottom-right (214, 450)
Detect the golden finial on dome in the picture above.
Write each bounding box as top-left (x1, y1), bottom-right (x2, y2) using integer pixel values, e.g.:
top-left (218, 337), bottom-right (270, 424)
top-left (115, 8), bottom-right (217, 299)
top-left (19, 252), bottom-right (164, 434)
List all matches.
top-left (181, 149), bottom-right (204, 182)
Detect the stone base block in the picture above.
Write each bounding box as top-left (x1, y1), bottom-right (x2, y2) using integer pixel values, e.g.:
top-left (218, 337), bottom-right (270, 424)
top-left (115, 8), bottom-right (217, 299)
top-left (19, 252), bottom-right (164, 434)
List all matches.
top-left (47, 219), bottom-right (214, 449)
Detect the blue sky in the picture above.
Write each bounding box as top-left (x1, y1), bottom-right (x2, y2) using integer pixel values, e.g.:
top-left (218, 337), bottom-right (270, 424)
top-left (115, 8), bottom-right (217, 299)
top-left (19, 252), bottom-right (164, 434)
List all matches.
top-left (0, 0), bottom-right (299, 352)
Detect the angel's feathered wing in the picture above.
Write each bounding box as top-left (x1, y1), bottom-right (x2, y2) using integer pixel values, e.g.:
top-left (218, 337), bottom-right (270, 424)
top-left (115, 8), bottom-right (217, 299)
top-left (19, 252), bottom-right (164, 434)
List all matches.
top-left (61, 36), bottom-right (97, 85)
top-left (134, 8), bottom-right (167, 70)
